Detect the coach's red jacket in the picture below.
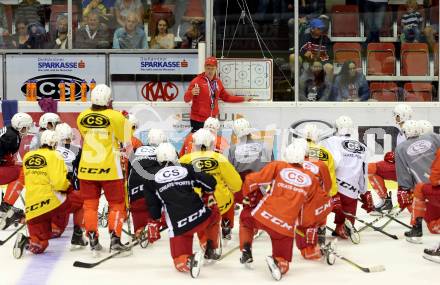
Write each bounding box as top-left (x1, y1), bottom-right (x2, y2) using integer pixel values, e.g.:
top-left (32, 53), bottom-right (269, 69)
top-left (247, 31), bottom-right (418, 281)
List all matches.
top-left (184, 73), bottom-right (244, 122)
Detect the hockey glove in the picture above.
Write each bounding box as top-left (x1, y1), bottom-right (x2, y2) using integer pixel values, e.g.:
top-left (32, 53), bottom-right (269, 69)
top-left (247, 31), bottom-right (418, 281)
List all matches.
top-left (242, 190), bottom-right (263, 209)
top-left (295, 226), bottom-right (318, 249)
top-left (146, 221), bottom-right (161, 244)
top-left (360, 191), bottom-right (374, 213)
top-left (202, 194), bottom-right (217, 208)
top-left (331, 194), bottom-right (342, 211)
top-left (397, 188), bottom-right (413, 210)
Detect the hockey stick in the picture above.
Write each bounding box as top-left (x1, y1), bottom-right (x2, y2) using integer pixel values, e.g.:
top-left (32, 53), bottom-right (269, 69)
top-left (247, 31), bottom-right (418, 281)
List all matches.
top-left (357, 207), bottom-right (402, 232)
top-left (219, 230), bottom-right (264, 260)
top-left (343, 211), bottom-right (398, 240)
top-left (0, 224), bottom-right (25, 246)
top-left (325, 246), bottom-right (386, 273)
top-left (357, 199), bottom-right (411, 229)
top-left (73, 227), bottom-right (168, 268)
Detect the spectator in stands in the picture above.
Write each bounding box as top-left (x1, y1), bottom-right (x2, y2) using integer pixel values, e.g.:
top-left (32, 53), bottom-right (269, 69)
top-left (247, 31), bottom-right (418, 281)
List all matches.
top-left (15, 0), bottom-right (43, 26)
top-left (332, 60), bottom-right (369, 102)
top-left (114, 0), bottom-right (143, 28)
top-left (75, 11), bottom-right (111, 48)
top-left (299, 18), bottom-right (333, 79)
top-left (299, 60), bottom-right (333, 101)
top-left (365, 0), bottom-right (388, 43)
top-left (0, 4), bottom-right (9, 32)
top-left (400, 0), bottom-right (424, 43)
top-left (113, 11), bottom-right (147, 49)
top-left (48, 14), bottom-right (69, 49)
top-left (82, 0), bottom-right (115, 24)
top-left (9, 20), bottom-right (30, 49)
top-left (26, 22), bottom-right (47, 49)
top-left (180, 19), bottom-right (205, 49)
top-left (299, 0), bottom-right (326, 19)
top-left (150, 18), bottom-right (175, 49)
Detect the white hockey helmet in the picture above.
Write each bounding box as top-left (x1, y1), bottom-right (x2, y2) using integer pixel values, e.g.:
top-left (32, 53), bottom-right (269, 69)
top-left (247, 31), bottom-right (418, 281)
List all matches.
top-left (39, 113), bottom-right (60, 130)
top-left (193, 128), bottom-right (215, 148)
top-left (204, 117), bottom-right (220, 133)
top-left (335, 115), bottom-right (354, 136)
top-left (232, 118), bottom-right (253, 138)
top-left (127, 113), bottom-right (139, 129)
top-left (417, 120), bottom-right (433, 135)
top-left (11, 112), bottom-right (33, 135)
top-left (393, 104), bottom-right (413, 123)
top-left (148, 129), bottom-right (167, 146)
top-left (302, 123), bottom-right (321, 142)
top-left (91, 84), bottom-right (112, 106)
top-left (402, 120), bottom-right (419, 138)
top-left (156, 142), bottom-right (177, 163)
top-left (284, 139), bottom-right (307, 164)
top-left (55, 123), bottom-right (73, 142)
top-left (40, 130), bottom-right (59, 148)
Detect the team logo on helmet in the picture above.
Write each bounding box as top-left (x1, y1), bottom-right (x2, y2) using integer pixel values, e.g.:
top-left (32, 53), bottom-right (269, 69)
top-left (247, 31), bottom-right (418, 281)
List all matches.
top-left (302, 161), bottom-right (319, 175)
top-left (280, 168), bottom-right (312, 187)
top-left (135, 146), bottom-right (156, 157)
top-left (192, 158), bottom-right (219, 172)
top-left (155, 166), bottom-right (188, 184)
top-left (309, 147), bottom-right (329, 161)
top-left (25, 154), bottom-right (47, 169)
top-left (56, 147), bottom-right (76, 163)
top-left (407, 140), bottom-right (432, 156)
top-left (80, 114), bottom-right (110, 128)
top-left (342, 140), bottom-right (366, 154)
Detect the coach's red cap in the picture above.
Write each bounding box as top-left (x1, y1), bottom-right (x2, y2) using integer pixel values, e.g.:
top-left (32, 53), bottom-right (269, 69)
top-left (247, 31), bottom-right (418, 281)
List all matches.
top-left (205, 56), bottom-right (218, 67)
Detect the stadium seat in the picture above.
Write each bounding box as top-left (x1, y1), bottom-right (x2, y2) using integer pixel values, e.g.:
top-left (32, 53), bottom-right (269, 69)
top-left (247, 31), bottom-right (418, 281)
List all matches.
top-left (367, 43), bottom-right (396, 75)
top-left (401, 43), bottom-right (430, 76)
top-left (331, 5), bottom-right (360, 37)
top-left (333, 42), bottom-right (362, 69)
top-left (404, 82), bottom-right (433, 101)
top-left (370, 82), bottom-right (398, 101)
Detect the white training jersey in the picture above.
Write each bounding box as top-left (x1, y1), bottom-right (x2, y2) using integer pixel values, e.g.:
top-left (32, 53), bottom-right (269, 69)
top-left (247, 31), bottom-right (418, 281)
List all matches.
top-left (321, 136), bottom-right (368, 199)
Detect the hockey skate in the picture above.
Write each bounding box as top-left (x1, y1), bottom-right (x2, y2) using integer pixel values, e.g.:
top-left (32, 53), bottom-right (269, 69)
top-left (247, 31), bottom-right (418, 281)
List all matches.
top-left (0, 202), bottom-right (25, 230)
top-left (13, 233), bottom-right (29, 259)
top-left (98, 205), bottom-right (109, 228)
top-left (404, 218), bottom-right (423, 244)
top-left (240, 243), bottom-right (253, 269)
top-left (423, 243), bottom-right (440, 263)
top-left (190, 251), bottom-right (204, 278)
top-left (70, 226), bottom-right (88, 250)
top-left (320, 239), bottom-right (338, 265)
top-left (371, 193), bottom-right (393, 216)
top-left (204, 239), bottom-right (220, 262)
top-left (344, 220), bottom-right (360, 244)
top-left (110, 231), bottom-right (132, 257)
top-left (318, 227), bottom-right (326, 247)
top-left (265, 256), bottom-right (287, 281)
top-left (87, 231), bottom-right (103, 257)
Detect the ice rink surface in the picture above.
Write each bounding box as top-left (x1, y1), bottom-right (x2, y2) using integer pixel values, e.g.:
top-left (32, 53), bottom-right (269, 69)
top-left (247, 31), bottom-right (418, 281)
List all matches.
top-left (0, 201), bottom-right (438, 285)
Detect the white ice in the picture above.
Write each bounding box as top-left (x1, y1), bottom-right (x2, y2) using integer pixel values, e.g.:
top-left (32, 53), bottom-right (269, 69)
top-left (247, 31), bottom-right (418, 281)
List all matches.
top-left (0, 197), bottom-right (438, 285)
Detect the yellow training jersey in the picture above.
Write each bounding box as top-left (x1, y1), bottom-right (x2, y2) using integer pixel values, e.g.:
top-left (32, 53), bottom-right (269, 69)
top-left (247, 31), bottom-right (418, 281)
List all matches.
top-left (23, 148), bottom-right (70, 220)
top-left (179, 151), bottom-right (242, 214)
top-left (308, 142), bottom-right (338, 196)
top-left (77, 108), bottom-right (131, 181)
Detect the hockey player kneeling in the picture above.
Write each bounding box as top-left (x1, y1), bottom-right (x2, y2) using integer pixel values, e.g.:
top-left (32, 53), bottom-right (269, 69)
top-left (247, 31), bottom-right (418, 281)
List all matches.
top-left (239, 140), bottom-right (320, 281)
top-left (14, 130), bottom-right (71, 259)
top-left (143, 143), bottom-right (220, 278)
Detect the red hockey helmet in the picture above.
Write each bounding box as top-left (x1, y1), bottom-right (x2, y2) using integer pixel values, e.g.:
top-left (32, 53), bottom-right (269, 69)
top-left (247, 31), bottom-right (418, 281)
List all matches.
top-left (384, 151), bottom-right (395, 164)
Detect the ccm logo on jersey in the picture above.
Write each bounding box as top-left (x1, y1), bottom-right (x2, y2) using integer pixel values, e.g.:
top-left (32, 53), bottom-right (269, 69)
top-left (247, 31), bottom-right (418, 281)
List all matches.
top-left (280, 168), bottom-right (312, 187)
top-left (26, 199), bottom-right (50, 213)
top-left (309, 147), bottom-right (329, 161)
top-left (130, 184), bottom-right (144, 196)
top-left (80, 114), bottom-right (110, 128)
top-left (25, 154), bottom-right (47, 169)
top-left (192, 158), bottom-right (218, 172)
top-left (177, 207), bottom-right (207, 228)
top-left (407, 140), bottom-right (433, 156)
top-left (260, 210), bottom-right (293, 231)
top-left (302, 161), bottom-right (319, 175)
top-left (79, 167), bottom-right (111, 174)
top-left (155, 166), bottom-right (188, 183)
top-left (342, 140), bottom-right (366, 153)
top-left (315, 199), bottom-right (332, 216)
top-left (135, 146), bottom-right (156, 157)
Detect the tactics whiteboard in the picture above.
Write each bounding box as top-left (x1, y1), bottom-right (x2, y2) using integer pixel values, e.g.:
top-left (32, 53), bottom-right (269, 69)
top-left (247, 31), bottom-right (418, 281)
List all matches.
top-left (218, 58), bottom-right (272, 100)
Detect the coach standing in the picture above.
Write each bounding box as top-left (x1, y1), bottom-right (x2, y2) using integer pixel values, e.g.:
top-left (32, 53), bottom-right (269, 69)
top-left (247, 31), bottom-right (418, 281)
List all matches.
top-left (184, 57), bottom-right (252, 132)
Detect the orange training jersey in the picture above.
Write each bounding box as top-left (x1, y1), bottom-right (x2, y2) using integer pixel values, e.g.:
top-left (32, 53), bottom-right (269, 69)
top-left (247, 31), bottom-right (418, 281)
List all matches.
top-left (179, 133), bottom-right (229, 157)
top-left (77, 108), bottom-right (131, 181)
top-left (243, 161), bottom-right (319, 237)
